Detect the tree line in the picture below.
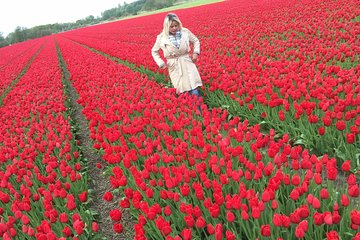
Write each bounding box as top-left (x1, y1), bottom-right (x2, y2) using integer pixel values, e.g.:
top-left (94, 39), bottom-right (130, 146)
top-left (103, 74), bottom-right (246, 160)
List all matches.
top-left (0, 0), bottom-right (179, 48)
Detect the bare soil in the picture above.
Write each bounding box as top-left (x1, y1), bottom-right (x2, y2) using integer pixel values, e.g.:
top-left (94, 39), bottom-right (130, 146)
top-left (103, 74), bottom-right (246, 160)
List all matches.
top-left (58, 46), bottom-right (135, 240)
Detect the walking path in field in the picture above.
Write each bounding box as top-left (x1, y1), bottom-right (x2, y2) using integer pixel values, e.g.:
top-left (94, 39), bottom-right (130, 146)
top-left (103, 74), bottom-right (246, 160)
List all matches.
top-left (56, 41), bottom-right (135, 240)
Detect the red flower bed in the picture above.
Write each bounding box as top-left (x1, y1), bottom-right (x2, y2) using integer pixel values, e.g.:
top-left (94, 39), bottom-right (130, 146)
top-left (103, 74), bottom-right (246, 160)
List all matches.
top-left (0, 37), bottom-right (98, 239)
top-left (0, 38), bottom-right (42, 68)
top-left (56, 30), bottom-right (359, 239)
top-left (58, 0), bottom-right (360, 165)
top-left (1, 0), bottom-right (359, 239)
top-left (0, 38), bottom-right (44, 96)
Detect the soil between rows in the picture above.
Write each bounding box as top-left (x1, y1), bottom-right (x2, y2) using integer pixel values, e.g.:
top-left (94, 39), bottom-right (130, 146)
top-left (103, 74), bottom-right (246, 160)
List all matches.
top-left (56, 42), bottom-right (135, 240)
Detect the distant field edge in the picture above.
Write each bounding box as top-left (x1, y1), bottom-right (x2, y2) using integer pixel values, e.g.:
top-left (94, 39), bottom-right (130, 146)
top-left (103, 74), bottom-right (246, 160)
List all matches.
top-left (104, 0), bottom-right (225, 23)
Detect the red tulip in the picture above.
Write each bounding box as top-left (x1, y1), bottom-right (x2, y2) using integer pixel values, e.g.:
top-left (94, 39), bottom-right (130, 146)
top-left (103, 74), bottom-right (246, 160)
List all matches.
top-left (251, 206), bottom-right (261, 219)
top-left (182, 228), bottom-right (192, 240)
top-left (332, 211), bottom-right (341, 224)
top-left (184, 215), bottom-right (195, 228)
top-left (341, 160), bottom-right (351, 172)
top-left (164, 205), bottom-right (172, 216)
top-left (326, 230), bottom-right (339, 240)
top-left (261, 224), bottom-right (271, 237)
top-left (225, 230), bottom-right (236, 240)
top-left (348, 185), bottom-right (360, 197)
top-left (335, 120), bottom-right (346, 131)
top-left (318, 127), bottom-right (325, 136)
top-left (320, 188), bottom-right (329, 199)
top-left (278, 110), bottom-right (285, 121)
top-left (92, 222), bottom-right (99, 232)
top-left (62, 226), bottom-right (73, 237)
top-left (273, 214), bottom-right (282, 227)
top-left (113, 223), bottom-right (123, 233)
top-left (78, 191), bottom-right (88, 202)
top-left (290, 188), bottom-right (300, 201)
top-left (215, 223), bottom-right (223, 240)
top-left (226, 211), bottom-right (236, 222)
top-left (59, 213), bottom-right (68, 223)
top-left (346, 133), bottom-right (355, 144)
top-left (209, 203), bottom-right (220, 218)
top-left (109, 209), bottom-right (122, 221)
top-left (207, 224), bottom-right (215, 235)
top-left (195, 216), bottom-right (206, 228)
top-left (314, 173), bottom-right (322, 185)
top-left (341, 194), bottom-right (350, 207)
top-left (351, 210), bottom-right (360, 225)
top-left (353, 233), bottom-right (360, 240)
top-left (348, 174), bottom-right (357, 185)
top-left (312, 197), bottom-right (321, 209)
top-left (73, 219), bottom-right (85, 235)
top-left (66, 194), bottom-right (76, 210)
top-left (103, 191), bottom-right (113, 202)
top-left (120, 198), bottom-right (130, 208)
top-left (327, 167), bottom-right (337, 181)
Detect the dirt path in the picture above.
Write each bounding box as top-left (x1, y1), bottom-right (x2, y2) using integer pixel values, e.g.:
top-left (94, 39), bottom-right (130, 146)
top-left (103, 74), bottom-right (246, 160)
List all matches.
top-left (56, 42), bottom-right (135, 240)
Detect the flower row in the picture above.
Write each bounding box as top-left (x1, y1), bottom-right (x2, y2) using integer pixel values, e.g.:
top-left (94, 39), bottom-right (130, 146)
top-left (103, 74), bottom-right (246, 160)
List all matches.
top-left (0, 38), bottom-right (44, 97)
top-left (58, 0), bottom-right (360, 167)
top-left (56, 32), bottom-right (360, 239)
top-left (0, 36), bottom-right (99, 239)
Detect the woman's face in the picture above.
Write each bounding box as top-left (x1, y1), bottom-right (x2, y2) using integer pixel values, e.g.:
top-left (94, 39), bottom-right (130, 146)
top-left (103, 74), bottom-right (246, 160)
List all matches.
top-left (169, 21), bottom-right (179, 35)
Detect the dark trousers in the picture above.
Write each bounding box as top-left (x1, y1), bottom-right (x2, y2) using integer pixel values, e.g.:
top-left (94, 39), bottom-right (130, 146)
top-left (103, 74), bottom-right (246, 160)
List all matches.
top-left (188, 88), bottom-right (201, 113)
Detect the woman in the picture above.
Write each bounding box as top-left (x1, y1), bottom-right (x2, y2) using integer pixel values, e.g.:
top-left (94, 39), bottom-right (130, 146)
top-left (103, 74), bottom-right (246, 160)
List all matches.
top-left (151, 13), bottom-right (203, 99)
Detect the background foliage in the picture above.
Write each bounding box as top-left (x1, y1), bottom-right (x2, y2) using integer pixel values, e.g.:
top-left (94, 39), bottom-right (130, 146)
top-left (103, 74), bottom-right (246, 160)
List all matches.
top-left (0, 0), bottom-right (185, 48)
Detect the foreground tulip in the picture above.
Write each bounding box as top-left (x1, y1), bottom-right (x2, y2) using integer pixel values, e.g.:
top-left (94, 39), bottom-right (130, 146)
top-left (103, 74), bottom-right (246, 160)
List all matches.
top-left (261, 224), bottom-right (271, 237)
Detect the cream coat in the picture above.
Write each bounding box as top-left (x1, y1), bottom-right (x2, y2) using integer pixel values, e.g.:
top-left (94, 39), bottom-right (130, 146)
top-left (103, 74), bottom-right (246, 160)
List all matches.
top-left (151, 28), bottom-right (203, 94)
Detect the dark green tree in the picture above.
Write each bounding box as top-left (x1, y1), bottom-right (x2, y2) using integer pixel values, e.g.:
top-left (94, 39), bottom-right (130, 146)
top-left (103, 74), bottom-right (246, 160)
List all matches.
top-left (0, 32), bottom-right (9, 48)
top-left (141, 0), bottom-right (174, 11)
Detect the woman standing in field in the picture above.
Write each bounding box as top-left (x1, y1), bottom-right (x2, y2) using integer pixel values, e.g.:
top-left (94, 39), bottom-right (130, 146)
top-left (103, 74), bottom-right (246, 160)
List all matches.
top-left (151, 13), bottom-right (203, 106)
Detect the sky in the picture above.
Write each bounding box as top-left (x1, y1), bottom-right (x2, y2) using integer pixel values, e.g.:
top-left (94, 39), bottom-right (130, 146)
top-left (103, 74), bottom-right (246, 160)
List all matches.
top-left (0, 0), bottom-right (136, 37)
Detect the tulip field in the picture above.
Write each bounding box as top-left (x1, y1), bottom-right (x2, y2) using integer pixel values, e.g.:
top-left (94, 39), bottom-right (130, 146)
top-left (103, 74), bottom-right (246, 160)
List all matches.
top-left (1, 0), bottom-right (359, 239)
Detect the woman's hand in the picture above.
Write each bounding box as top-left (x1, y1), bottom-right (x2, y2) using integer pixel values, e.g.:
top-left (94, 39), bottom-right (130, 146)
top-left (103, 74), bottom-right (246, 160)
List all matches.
top-left (192, 53), bottom-right (199, 62)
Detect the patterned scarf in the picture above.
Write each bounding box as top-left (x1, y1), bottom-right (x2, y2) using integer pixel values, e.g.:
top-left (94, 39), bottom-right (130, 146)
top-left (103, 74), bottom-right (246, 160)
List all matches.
top-left (168, 31), bottom-right (182, 48)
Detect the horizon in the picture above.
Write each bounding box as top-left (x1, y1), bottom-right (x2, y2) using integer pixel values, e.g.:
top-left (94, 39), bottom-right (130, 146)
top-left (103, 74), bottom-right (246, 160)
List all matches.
top-left (0, 0), bottom-right (137, 37)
